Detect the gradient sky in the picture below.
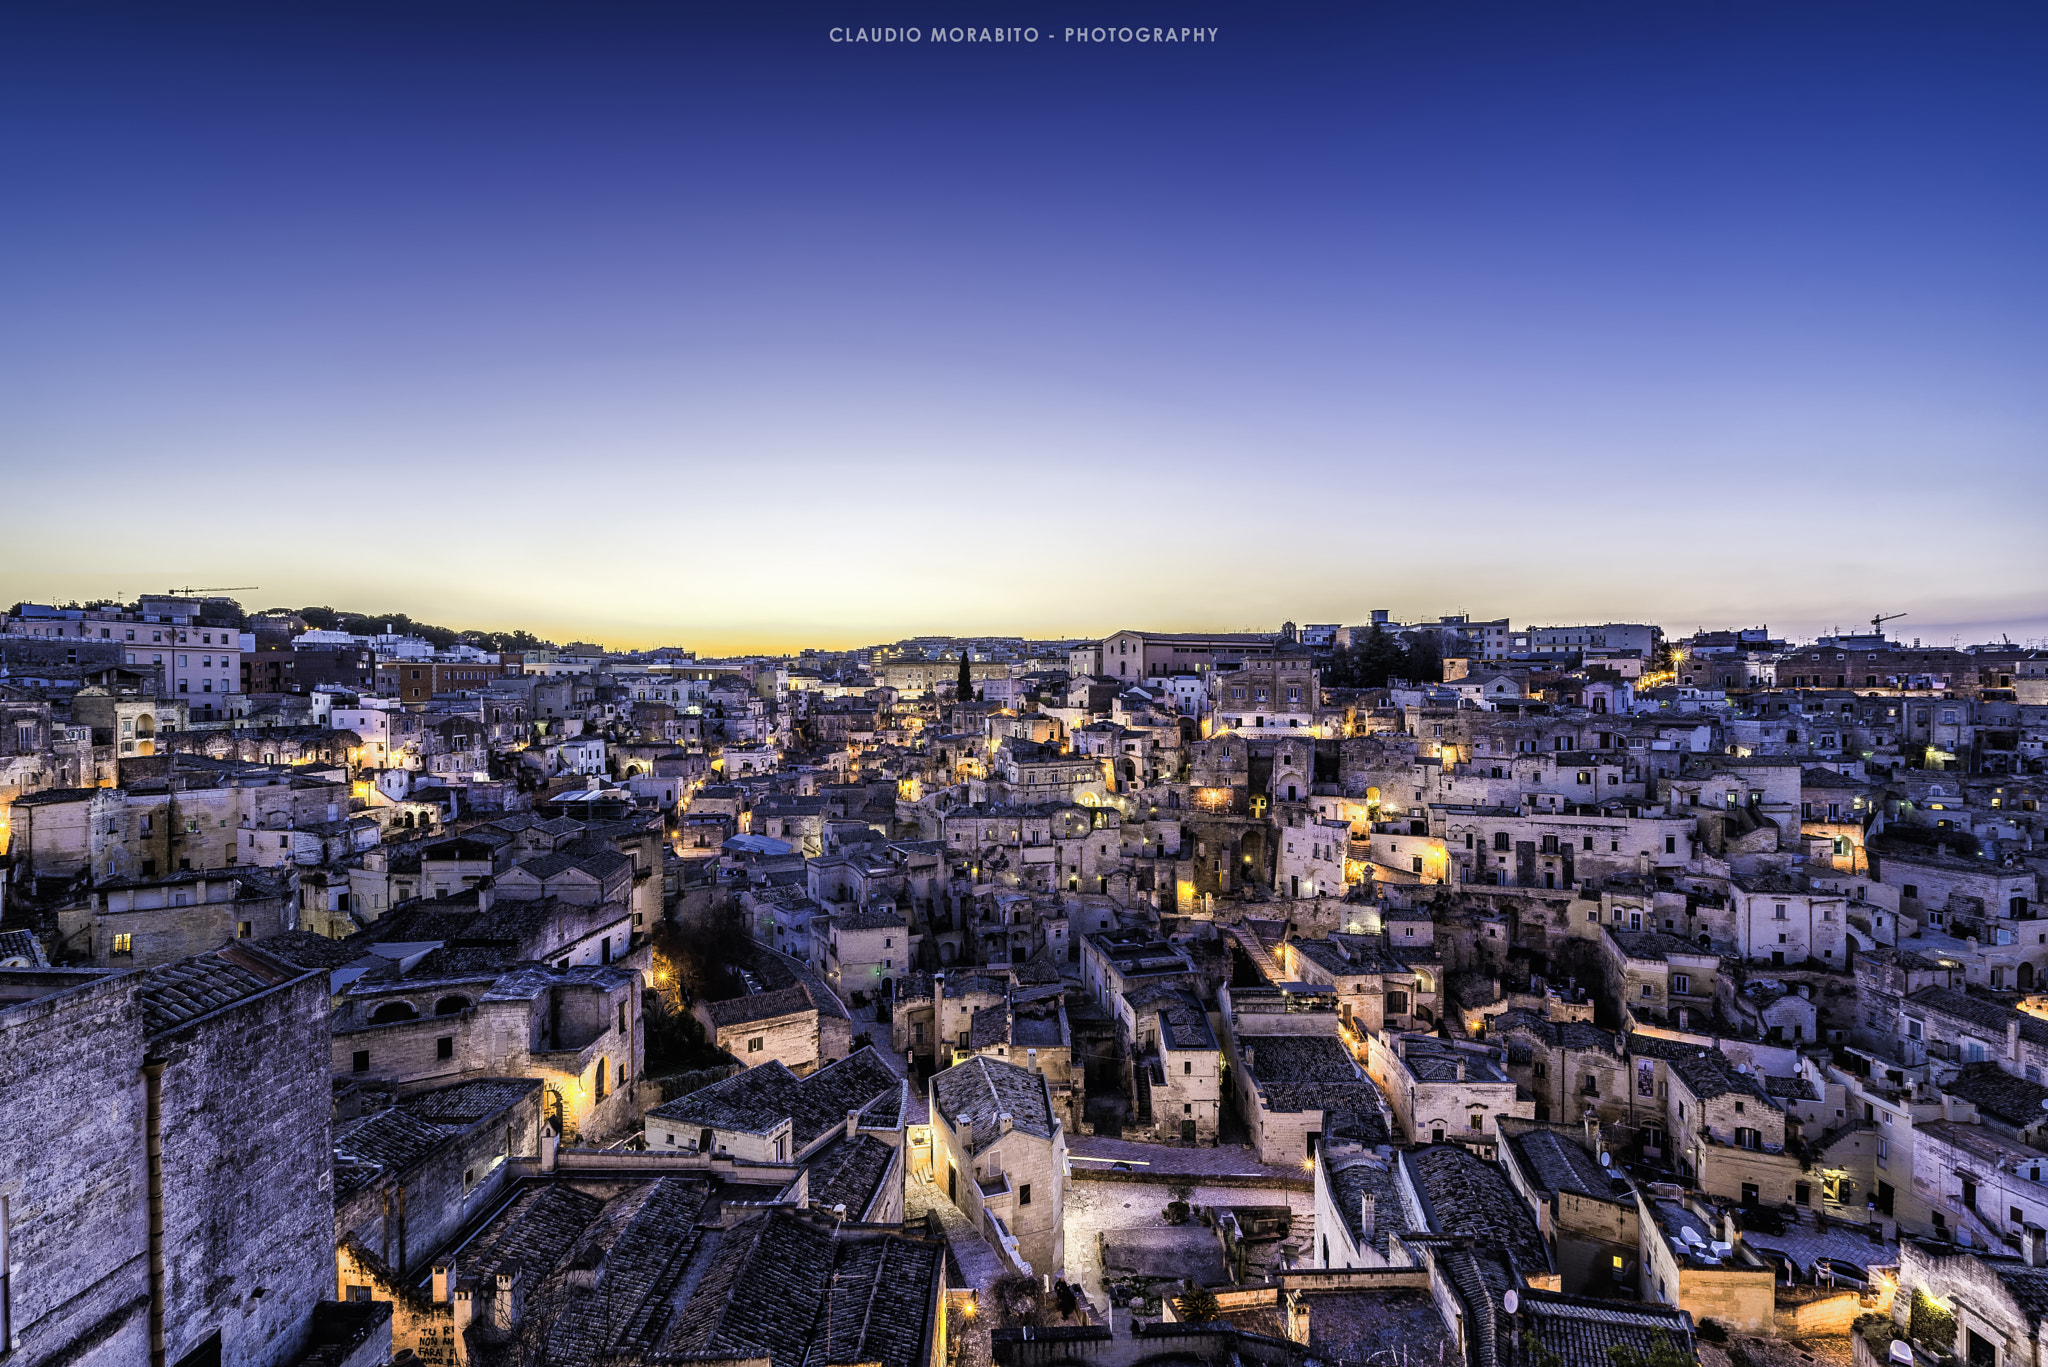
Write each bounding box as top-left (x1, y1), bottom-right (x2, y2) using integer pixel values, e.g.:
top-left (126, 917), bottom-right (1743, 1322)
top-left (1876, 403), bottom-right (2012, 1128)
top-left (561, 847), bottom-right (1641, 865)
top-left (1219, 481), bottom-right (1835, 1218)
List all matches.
top-left (2, 0), bottom-right (2043, 652)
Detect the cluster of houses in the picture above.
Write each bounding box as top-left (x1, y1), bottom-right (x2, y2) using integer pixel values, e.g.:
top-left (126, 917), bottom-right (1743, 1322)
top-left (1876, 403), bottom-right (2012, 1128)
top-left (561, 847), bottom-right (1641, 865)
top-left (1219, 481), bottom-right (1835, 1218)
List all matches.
top-left (4, 602), bottom-right (2048, 1366)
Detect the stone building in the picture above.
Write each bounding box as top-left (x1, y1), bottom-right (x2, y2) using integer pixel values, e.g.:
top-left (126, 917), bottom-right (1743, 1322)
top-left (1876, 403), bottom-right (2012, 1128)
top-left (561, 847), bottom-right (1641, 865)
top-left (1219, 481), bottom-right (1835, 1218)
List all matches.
top-left (331, 1078), bottom-right (544, 1283)
top-left (330, 959), bottom-right (644, 1143)
top-left (645, 1046), bottom-right (906, 1180)
top-left (929, 1054), bottom-right (1067, 1277)
top-left (0, 944), bottom-right (333, 1366)
top-left (1120, 983), bottom-right (1221, 1144)
top-left (694, 983), bottom-right (822, 1074)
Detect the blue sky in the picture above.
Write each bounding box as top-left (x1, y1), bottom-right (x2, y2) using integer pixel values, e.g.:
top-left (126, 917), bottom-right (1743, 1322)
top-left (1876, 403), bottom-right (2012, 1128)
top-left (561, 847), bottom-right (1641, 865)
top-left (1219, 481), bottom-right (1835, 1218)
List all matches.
top-left (2, 0), bottom-right (2042, 649)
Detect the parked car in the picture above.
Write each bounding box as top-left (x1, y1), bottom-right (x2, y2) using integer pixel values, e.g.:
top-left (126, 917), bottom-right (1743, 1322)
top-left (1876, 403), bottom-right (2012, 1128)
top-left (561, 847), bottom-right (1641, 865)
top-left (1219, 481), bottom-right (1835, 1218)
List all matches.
top-left (1814, 1258), bottom-right (1869, 1291)
top-left (1759, 1250), bottom-right (1798, 1284)
top-left (1739, 1205), bottom-right (1788, 1235)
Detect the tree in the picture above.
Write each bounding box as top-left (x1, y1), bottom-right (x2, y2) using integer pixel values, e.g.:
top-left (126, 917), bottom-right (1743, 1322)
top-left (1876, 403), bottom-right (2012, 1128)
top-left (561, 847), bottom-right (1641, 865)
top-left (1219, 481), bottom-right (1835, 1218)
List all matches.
top-left (1176, 1285), bottom-right (1220, 1323)
top-left (1327, 626), bottom-right (1408, 689)
top-left (956, 651), bottom-right (973, 701)
top-left (1403, 633), bottom-right (1443, 684)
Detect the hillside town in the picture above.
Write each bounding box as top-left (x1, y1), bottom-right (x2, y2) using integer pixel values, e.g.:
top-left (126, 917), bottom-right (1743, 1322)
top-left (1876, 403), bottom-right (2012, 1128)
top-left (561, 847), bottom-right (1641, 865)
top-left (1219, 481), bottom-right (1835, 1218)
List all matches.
top-left (6, 594), bottom-right (2048, 1367)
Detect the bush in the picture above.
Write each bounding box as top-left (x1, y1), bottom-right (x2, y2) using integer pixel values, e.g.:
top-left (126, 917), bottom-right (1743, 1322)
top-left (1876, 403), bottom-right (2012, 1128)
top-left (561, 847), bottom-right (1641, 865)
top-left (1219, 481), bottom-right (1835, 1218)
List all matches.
top-left (1163, 1200), bottom-right (1191, 1225)
top-left (1697, 1318), bottom-right (1728, 1343)
top-left (1910, 1288), bottom-right (1956, 1353)
top-left (1177, 1286), bottom-right (1220, 1323)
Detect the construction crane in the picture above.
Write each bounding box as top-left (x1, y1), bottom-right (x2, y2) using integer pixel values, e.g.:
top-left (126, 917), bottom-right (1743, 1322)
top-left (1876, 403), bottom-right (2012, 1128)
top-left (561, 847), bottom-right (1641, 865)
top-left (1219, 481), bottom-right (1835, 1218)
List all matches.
top-left (161, 585), bottom-right (258, 598)
top-left (1871, 611), bottom-right (1906, 639)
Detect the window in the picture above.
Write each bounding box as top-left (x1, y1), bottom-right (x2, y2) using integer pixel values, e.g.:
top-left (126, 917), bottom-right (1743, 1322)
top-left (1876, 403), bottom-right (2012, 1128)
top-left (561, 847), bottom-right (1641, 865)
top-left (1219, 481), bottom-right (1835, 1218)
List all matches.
top-left (1672, 973), bottom-right (1690, 995)
top-left (1184, 1060), bottom-right (1193, 1074)
top-left (437, 1037), bottom-right (454, 1060)
top-left (1493, 832), bottom-right (1510, 851)
top-left (1664, 836), bottom-right (1677, 854)
top-left (111, 932), bottom-right (134, 956)
top-left (1019, 1183), bottom-right (1032, 1206)
top-left (352, 1050), bottom-right (370, 1073)
top-left (748, 1037), bottom-right (764, 1053)
top-left (1735, 1127), bottom-right (1761, 1150)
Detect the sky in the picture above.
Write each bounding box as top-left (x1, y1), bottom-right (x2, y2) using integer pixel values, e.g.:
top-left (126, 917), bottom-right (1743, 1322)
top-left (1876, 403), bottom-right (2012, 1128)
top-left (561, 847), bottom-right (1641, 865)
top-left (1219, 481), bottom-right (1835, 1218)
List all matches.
top-left (1, 0), bottom-right (2043, 652)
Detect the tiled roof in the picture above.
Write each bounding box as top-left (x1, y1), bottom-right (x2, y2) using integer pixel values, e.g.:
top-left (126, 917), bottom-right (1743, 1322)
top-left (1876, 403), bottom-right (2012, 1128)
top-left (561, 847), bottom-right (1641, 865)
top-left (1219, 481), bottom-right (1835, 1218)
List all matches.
top-left (334, 1108), bottom-right (448, 1188)
top-left (1407, 1144), bottom-right (1550, 1280)
top-left (0, 929), bottom-right (49, 966)
top-left (1946, 1061), bottom-right (2048, 1127)
top-left (1125, 984), bottom-right (1216, 1051)
top-left (1493, 1008), bottom-right (1620, 1054)
top-left (1507, 1127), bottom-right (1616, 1200)
top-left (803, 1131), bottom-right (898, 1218)
top-left (930, 1055), bottom-right (1055, 1153)
top-left (138, 952), bottom-right (283, 1036)
top-left (1910, 987), bottom-right (2048, 1047)
top-left (649, 1046), bottom-right (901, 1148)
top-left (1240, 1034), bottom-right (1357, 1085)
top-left (1325, 1149), bottom-right (1411, 1255)
top-left (1669, 1051), bottom-right (1778, 1108)
top-left (704, 984), bottom-right (815, 1028)
top-left (252, 929), bottom-right (371, 972)
top-left (399, 1077), bottom-right (539, 1125)
top-left (1608, 929), bottom-right (1715, 962)
top-left (1514, 1289), bottom-right (1697, 1367)
top-left (834, 904), bottom-right (908, 931)
top-left (649, 1061), bottom-right (807, 1135)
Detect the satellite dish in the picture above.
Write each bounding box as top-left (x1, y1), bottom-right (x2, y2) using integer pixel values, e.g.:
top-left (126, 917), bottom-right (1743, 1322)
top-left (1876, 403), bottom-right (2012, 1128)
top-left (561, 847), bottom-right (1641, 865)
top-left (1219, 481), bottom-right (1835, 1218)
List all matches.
top-left (1502, 1290), bottom-right (1519, 1314)
top-left (1889, 1341), bottom-right (1914, 1365)
top-left (2037, 1097), bottom-right (2048, 1111)
top-left (1599, 1151), bottom-right (1612, 1167)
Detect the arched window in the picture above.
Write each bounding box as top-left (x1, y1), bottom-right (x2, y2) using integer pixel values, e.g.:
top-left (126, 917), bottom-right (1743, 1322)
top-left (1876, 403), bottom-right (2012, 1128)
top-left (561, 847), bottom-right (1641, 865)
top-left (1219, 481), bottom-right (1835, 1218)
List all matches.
top-left (369, 1001), bottom-right (418, 1025)
top-left (435, 995), bottom-right (471, 1016)
top-left (594, 1058), bottom-right (608, 1101)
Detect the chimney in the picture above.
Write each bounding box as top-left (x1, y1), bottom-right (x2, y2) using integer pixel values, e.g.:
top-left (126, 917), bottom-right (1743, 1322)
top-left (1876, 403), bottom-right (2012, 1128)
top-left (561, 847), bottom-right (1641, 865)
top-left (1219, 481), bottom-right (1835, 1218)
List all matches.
top-left (1358, 1194), bottom-right (1376, 1245)
top-left (1723, 1212), bottom-right (1741, 1245)
top-left (2026, 1225), bottom-right (2046, 1268)
top-left (999, 1112), bottom-right (1014, 1136)
top-left (493, 1268), bottom-right (525, 1333)
top-left (1027, 1047), bottom-right (1038, 1072)
top-left (1455, 1056), bottom-right (1466, 1082)
top-left (432, 1260), bottom-right (457, 1303)
top-left (958, 1120), bottom-right (973, 1151)
top-left (847, 1109), bottom-right (862, 1139)
top-left (2011, 1019), bottom-right (2023, 1063)
top-left (540, 1125), bottom-right (559, 1172)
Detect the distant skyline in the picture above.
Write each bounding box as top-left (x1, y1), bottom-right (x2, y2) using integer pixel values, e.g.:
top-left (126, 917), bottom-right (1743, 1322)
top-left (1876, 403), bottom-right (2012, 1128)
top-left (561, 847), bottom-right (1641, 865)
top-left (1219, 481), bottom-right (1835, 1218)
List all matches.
top-left (8, 583), bottom-right (2042, 656)
top-left (2, 0), bottom-right (2043, 652)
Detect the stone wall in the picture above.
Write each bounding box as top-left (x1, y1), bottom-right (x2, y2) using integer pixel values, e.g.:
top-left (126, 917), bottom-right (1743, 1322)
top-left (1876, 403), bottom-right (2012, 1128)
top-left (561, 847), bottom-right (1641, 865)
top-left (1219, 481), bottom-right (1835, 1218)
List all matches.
top-left (154, 968), bottom-right (334, 1366)
top-left (0, 969), bottom-right (153, 1365)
